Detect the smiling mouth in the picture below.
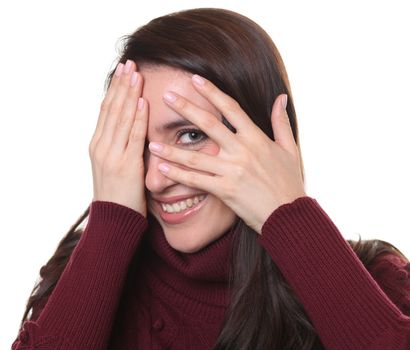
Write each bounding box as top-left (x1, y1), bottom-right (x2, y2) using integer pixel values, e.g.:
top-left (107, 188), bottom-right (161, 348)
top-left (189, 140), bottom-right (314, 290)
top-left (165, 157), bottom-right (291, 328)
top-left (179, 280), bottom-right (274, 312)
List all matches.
top-left (149, 193), bottom-right (209, 225)
top-left (159, 194), bottom-right (207, 214)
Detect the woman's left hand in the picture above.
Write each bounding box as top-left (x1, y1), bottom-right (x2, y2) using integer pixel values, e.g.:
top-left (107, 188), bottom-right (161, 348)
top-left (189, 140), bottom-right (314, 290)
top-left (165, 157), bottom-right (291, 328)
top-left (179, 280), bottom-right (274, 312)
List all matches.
top-left (148, 74), bottom-right (307, 234)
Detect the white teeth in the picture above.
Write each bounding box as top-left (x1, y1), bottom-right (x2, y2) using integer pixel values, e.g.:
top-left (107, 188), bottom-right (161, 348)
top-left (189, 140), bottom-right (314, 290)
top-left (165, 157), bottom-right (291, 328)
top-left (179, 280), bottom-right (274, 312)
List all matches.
top-left (161, 195), bottom-right (206, 213)
top-left (172, 203), bottom-right (180, 211)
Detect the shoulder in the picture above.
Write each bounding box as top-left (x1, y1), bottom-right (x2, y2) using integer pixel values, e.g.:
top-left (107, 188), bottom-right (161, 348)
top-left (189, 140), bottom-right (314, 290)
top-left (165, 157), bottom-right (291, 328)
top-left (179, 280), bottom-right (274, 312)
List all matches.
top-left (366, 250), bottom-right (410, 316)
top-left (29, 297), bottom-right (48, 322)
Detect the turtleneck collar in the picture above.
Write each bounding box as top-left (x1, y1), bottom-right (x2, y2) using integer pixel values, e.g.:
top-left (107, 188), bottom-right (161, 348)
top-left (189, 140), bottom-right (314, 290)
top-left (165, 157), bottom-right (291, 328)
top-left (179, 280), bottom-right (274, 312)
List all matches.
top-left (139, 214), bottom-right (239, 321)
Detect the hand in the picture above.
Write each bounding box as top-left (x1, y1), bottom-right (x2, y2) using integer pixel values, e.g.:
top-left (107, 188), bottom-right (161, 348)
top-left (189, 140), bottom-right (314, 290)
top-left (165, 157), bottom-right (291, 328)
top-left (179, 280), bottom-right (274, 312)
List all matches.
top-left (88, 59), bottom-right (148, 217)
top-left (147, 74), bottom-right (306, 233)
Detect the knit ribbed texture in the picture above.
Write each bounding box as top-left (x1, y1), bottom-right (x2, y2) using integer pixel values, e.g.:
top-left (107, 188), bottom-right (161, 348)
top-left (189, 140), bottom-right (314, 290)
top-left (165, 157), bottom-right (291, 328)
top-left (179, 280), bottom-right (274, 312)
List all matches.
top-left (140, 215), bottom-right (235, 322)
top-left (12, 196), bottom-right (410, 349)
top-left (34, 201), bottom-right (147, 349)
top-left (258, 196), bottom-right (410, 349)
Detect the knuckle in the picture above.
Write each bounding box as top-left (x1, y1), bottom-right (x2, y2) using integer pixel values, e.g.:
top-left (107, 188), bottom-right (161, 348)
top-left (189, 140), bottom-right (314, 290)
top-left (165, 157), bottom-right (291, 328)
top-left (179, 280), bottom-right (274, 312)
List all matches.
top-left (207, 82), bottom-right (217, 94)
top-left (201, 116), bottom-right (217, 130)
top-left (125, 89), bottom-right (137, 102)
top-left (225, 99), bottom-right (240, 114)
top-left (279, 113), bottom-right (291, 127)
top-left (93, 147), bottom-right (106, 166)
top-left (175, 97), bottom-right (188, 110)
top-left (116, 113), bottom-right (132, 129)
top-left (233, 164), bottom-right (245, 179)
top-left (160, 146), bottom-right (172, 158)
top-left (129, 126), bottom-right (144, 143)
top-left (88, 140), bottom-right (95, 158)
top-left (119, 75), bottom-right (130, 87)
top-left (109, 102), bottom-right (122, 116)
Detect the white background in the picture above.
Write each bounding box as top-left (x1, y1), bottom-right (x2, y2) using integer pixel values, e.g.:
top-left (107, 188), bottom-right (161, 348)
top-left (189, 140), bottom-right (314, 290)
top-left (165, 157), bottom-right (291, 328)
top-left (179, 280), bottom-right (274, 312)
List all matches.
top-left (1, 0), bottom-right (409, 347)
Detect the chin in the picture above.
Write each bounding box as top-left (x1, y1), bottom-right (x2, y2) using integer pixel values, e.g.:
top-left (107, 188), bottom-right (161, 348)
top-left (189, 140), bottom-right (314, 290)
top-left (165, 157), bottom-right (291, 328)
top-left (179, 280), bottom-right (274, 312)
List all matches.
top-left (163, 231), bottom-right (214, 253)
top-left (170, 244), bottom-right (203, 254)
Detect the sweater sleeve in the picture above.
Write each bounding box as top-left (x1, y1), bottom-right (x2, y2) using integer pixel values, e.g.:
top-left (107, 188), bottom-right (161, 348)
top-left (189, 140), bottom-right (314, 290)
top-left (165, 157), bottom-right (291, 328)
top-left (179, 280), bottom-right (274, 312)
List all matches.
top-left (12, 200), bottom-right (148, 350)
top-left (367, 252), bottom-right (410, 316)
top-left (257, 196), bottom-right (410, 350)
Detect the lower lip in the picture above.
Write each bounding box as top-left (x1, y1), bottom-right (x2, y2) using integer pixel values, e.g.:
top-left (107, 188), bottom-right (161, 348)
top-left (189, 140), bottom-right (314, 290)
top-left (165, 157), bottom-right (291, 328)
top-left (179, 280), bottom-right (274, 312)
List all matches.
top-left (155, 195), bottom-right (208, 224)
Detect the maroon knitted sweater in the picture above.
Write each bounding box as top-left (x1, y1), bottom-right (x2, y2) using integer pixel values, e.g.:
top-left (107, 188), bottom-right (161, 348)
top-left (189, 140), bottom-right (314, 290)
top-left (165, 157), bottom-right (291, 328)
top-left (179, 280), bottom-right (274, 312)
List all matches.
top-left (12, 196), bottom-right (410, 349)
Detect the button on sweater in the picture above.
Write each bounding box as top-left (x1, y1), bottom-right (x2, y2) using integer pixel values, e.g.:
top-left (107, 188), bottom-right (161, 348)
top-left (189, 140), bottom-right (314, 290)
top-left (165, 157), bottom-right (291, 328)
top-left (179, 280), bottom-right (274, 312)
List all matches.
top-left (12, 196), bottom-right (410, 349)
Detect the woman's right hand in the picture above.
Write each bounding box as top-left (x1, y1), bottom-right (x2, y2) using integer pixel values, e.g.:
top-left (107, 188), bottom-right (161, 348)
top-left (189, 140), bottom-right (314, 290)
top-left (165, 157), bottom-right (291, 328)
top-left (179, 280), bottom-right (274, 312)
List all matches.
top-left (88, 59), bottom-right (148, 217)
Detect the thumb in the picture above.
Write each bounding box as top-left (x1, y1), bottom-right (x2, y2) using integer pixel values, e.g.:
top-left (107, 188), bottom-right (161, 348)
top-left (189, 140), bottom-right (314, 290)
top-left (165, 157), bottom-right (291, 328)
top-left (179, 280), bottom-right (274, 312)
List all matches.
top-left (271, 94), bottom-right (297, 156)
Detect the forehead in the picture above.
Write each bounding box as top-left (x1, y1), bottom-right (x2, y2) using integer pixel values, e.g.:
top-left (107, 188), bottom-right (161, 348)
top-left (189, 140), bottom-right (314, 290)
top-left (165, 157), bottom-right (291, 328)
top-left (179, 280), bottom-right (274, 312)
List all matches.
top-left (139, 65), bottom-right (221, 137)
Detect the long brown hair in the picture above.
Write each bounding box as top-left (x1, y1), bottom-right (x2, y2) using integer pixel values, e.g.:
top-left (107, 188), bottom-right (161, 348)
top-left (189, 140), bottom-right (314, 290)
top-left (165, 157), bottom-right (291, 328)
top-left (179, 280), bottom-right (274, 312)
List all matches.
top-left (20, 8), bottom-right (408, 349)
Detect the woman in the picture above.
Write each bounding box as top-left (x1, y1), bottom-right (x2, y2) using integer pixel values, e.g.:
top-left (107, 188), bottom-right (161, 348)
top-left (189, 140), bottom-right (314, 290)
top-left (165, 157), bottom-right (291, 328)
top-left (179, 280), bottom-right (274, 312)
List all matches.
top-left (12, 8), bottom-right (410, 350)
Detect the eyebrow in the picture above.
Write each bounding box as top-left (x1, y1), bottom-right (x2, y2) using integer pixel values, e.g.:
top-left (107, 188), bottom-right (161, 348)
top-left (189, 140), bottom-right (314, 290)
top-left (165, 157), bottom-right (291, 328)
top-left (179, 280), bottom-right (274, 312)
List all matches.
top-left (155, 118), bottom-right (196, 133)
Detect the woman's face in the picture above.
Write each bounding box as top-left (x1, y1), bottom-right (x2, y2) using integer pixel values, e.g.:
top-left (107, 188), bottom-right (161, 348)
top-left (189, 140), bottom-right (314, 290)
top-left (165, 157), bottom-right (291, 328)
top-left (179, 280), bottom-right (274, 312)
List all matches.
top-left (141, 65), bottom-right (237, 253)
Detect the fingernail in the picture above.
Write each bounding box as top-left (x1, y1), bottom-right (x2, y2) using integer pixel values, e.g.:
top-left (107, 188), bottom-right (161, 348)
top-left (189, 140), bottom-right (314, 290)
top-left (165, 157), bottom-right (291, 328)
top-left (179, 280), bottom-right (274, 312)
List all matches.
top-left (115, 63), bottom-right (124, 77)
top-left (192, 74), bottom-right (205, 86)
top-left (124, 59), bottom-right (133, 74)
top-left (282, 94), bottom-right (288, 110)
top-left (163, 92), bottom-right (177, 102)
top-left (131, 72), bottom-right (138, 86)
top-left (149, 142), bottom-right (163, 153)
top-left (137, 97), bottom-right (144, 110)
top-left (158, 163), bottom-right (169, 173)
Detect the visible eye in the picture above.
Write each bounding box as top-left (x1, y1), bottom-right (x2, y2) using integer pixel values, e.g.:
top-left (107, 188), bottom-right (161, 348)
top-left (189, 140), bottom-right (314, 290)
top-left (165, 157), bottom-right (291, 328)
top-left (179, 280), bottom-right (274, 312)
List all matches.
top-left (176, 128), bottom-right (208, 147)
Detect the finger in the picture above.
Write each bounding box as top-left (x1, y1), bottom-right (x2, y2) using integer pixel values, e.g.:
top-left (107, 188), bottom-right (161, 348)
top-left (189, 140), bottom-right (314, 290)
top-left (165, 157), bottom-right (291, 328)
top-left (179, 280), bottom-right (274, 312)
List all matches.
top-left (190, 74), bottom-right (258, 135)
top-left (126, 96), bottom-right (149, 158)
top-left (157, 162), bottom-right (222, 196)
top-left (98, 60), bottom-right (137, 150)
top-left (271, 94), bottom-right (298, 157)
top-left (109, 71), bottom-right (143, 155)
top-left (162, 91), bottom-right (238, 151)
top-left (90, 62), bottom-right (124, 149)
top-left (148, 142), bottom-right (227, 176)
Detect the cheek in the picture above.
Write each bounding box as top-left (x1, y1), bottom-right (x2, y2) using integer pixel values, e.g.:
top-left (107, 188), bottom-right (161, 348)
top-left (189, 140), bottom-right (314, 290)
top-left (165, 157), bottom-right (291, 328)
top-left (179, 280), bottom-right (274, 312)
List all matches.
top-left (170, 141), bottom-right (220, 177)
top-left (200, 141), bottom-right (220, 156)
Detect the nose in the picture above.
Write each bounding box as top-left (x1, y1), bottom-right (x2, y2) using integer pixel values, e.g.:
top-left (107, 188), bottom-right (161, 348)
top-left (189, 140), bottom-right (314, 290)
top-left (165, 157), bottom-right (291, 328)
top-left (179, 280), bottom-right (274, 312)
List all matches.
top-left (144, 151), bottom-right (178, 194)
